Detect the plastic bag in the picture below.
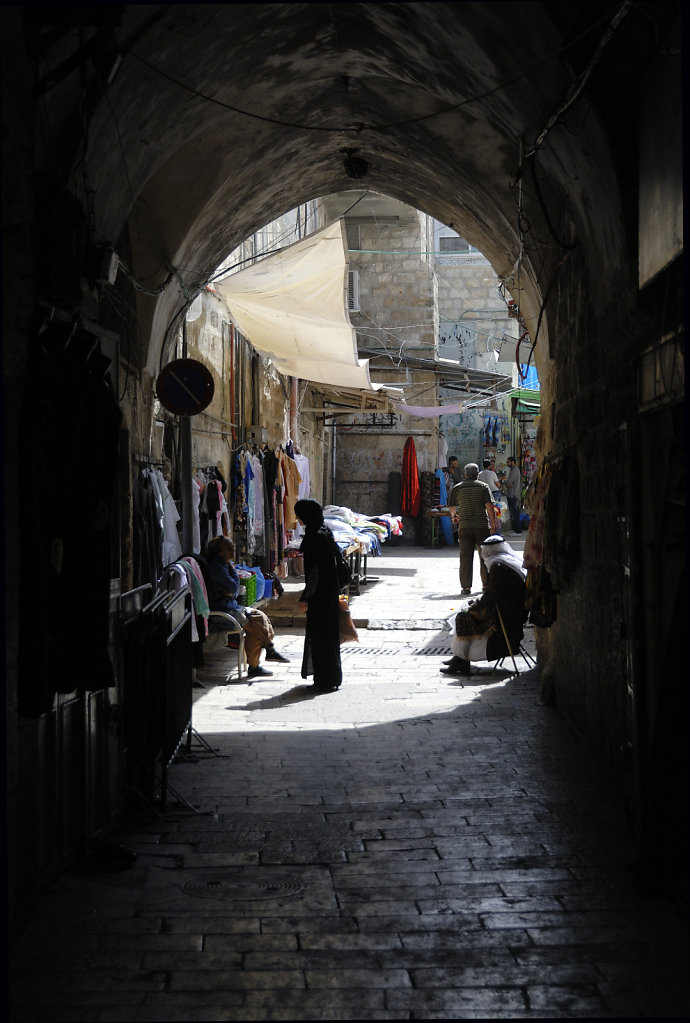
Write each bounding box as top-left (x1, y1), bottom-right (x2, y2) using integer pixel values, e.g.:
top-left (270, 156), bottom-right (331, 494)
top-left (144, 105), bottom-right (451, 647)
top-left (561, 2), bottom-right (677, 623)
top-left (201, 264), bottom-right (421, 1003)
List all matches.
top-left (247, 566), bottom-right (265, 599)
top-left (338, 594), bottom-right (359, 644)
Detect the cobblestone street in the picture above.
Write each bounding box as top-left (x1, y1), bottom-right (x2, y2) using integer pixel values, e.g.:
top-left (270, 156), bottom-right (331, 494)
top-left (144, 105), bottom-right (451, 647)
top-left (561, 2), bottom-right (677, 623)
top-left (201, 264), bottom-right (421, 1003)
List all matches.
top-left (10, 546), bottom-right (689, 1020)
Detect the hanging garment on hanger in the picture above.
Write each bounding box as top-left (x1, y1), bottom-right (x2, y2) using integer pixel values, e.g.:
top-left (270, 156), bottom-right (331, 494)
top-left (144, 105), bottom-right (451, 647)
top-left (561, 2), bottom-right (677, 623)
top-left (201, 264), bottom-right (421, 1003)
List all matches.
top-left (155, 469), bottom-right (182, 566)
top-left (249, 451), bottom-right (265, 553)
top-left (294, 452), bottom-right (310, 499)
top-left (280, 448), bottom-right (303, 532)
top-left (206, 476), bottom-right (221, 538)
top-left (293, 451), bottom-right (310, 539)
top-left (133, 470), bottom-right (163, 589)
top-left (159, 562), bottom-right (197, 641)
top-left (401, 437), bottom-right (421, 517)
top-left (146, 468), bottom-right (166, 538)
top-left (195, 473), bottom-right (209, 547)
top-left (245, 456), bottom-right (256, 554)
top-left (274, 455), bottom-right (285, 563)
top-left (179, 556), bottom-right (210, 637)
top-left (191, 476), bottom-right (202, 554)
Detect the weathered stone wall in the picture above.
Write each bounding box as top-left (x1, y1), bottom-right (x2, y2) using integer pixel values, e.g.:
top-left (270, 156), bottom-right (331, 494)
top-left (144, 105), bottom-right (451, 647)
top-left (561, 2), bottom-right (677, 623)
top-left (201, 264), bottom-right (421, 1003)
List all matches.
top-left (335, 206), bottom-right (440, 524)
top-left (435, 248), bottom-right (522, 475)
top-left (436, 252), bottom-right (518, 377)
top-left (532, 246), bottom-right (641, 766)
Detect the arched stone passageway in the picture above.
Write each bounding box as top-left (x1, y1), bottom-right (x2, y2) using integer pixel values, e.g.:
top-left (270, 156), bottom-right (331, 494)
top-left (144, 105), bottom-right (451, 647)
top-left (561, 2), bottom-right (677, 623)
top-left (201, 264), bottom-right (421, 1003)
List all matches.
top-left (2, 2), bottom-right (684, 933)
top-left (83, 2), bottom-right (630, 375)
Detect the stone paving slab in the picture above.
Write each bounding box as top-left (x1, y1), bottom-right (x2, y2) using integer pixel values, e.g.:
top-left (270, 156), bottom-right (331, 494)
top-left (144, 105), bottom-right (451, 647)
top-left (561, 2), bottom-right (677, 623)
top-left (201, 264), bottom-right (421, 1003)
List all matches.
top-left (9, 546), bottom-right (690, 1021)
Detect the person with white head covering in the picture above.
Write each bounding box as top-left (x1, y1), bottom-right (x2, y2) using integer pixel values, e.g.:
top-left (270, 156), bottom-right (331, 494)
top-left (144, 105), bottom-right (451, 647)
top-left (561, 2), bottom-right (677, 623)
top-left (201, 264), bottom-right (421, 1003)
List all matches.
top-left (441, 534), bottom-right (527, 675)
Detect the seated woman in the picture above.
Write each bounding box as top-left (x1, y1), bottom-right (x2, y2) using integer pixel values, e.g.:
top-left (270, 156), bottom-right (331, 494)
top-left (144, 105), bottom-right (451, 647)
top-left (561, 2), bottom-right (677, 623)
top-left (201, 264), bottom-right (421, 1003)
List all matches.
top-left (204, 536), bottom-right (288, 679)
top-left (441, 535), bottom-right (527, 675)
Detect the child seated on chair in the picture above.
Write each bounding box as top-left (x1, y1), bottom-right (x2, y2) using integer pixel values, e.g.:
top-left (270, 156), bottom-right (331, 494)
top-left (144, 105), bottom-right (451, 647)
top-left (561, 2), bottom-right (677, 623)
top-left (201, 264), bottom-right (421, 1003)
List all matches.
top-left (205, 536), bottom-right (289, 679)
top-left (441, 535), bottom-right (527, 676)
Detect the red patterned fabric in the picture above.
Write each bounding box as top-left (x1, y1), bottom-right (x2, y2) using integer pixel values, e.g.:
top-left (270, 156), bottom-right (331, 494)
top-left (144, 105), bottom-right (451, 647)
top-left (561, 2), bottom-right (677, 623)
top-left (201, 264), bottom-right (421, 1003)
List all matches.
top-left (401, 437), bottom-right (421, 516)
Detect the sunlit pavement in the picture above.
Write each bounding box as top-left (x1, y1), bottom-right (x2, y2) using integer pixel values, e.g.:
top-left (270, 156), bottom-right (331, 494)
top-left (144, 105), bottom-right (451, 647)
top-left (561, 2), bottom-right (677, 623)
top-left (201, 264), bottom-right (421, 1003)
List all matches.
top-left (10, 544), bottom-right (689, 1021)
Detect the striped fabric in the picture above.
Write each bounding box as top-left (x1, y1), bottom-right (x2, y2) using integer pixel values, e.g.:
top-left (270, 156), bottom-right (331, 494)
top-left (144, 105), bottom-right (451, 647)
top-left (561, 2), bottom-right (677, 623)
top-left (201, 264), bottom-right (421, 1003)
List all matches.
top-left (449, 480), bottom-right (493, 528)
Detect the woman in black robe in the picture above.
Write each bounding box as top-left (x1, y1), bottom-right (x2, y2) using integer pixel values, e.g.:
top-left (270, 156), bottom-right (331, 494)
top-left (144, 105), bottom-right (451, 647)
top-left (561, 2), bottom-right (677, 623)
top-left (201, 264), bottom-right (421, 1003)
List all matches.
top-left (294, 499), bottom-right (342, 692)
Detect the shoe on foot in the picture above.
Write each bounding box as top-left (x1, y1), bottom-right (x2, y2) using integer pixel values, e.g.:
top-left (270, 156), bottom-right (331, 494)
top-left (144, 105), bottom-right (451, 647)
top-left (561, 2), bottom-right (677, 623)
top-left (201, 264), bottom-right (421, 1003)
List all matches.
top-left (265, 647), bottom-right (290, 663)
top-left (461, 588), bottom-right (471, 595)
top-left (248, 665), bottom-right (273, 678)
top-left (440, 656), bottom-right (471, 676)
top-left (313, 681), bottom-right (340, 692)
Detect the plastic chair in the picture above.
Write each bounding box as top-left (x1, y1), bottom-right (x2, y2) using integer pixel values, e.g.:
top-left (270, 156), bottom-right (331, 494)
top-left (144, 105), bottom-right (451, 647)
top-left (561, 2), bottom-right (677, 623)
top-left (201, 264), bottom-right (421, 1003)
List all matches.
top-left (205, 611), bottom-right (248, 682)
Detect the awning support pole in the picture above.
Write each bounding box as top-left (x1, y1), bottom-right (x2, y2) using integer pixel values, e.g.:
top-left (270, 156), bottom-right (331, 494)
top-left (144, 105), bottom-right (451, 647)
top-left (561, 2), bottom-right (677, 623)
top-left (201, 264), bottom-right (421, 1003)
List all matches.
top-left (180, 415), bottom-right (194, 552)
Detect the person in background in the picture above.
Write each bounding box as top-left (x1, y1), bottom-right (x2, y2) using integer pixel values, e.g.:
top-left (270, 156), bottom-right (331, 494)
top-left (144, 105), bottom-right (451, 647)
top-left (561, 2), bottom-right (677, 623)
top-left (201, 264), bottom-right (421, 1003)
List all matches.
top-left (442, 455), bottom-right (462, 492)
top-left (295, 498), bottom-right (343, 693)
top-left (441, 534), bottom-right (527, 675)
top-left (448, 463), bottom-right (498, 595)
top-left (205, 536), bottom-right (289, 679)
top-left (478, 457), bottom-right (502, 501)
top-left (505, 455), bottom-right (523, 535)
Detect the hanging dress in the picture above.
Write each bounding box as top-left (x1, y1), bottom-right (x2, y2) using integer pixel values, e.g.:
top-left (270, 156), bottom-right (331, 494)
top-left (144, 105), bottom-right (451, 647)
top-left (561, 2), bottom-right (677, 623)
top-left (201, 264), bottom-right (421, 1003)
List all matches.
top-left (401, 436), bottom-right (421, 517)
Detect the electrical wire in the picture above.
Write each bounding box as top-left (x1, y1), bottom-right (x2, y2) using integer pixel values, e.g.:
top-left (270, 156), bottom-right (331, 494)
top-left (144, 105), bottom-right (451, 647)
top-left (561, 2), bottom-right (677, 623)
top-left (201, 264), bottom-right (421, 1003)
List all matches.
top-left (130, 50), bottom-right (362, 133)
top-left (118, 260), bottom-right (177, 297)
top-left (103, 89), bottom-right (137, 213)
top-left (523, 1), bottom-right (633, 159)
top-left (127, 4), bottom-right (624, 137)
top-left (212, 199), bottom-right (330, 282)
top-left (529, 158), bottom-right (579, 252)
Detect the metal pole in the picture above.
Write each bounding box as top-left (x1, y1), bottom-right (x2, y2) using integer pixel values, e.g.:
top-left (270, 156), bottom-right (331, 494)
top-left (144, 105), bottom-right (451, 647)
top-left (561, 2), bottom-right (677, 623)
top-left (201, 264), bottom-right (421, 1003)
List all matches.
top-left (290, 377), bottom-right (298, 444)
top-left (180, 415), bottom-right (194, 552)
top-left (331, 420), bottom-right (337, 505)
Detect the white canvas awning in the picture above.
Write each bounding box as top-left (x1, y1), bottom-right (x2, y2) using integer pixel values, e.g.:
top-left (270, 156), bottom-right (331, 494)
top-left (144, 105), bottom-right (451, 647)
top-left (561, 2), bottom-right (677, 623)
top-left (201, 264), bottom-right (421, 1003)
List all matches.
top-left (215, 221), bottom-right (401, 397)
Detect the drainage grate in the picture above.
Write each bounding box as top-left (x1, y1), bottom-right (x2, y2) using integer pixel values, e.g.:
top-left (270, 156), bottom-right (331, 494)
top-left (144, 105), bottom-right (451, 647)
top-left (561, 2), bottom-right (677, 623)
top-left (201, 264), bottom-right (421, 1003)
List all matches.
top-left (340, 645), bottom-right (405, 657)
top-left (183, 876), bottom-right (304, 901)
top-left (340, 644), bottom-right (449, 657)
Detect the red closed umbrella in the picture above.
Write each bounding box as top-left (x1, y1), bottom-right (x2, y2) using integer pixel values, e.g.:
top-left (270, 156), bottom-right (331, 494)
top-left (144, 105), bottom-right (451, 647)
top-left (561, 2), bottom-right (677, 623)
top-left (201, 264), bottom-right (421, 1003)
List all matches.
top-left (401, 436), bottom-right (421, 517)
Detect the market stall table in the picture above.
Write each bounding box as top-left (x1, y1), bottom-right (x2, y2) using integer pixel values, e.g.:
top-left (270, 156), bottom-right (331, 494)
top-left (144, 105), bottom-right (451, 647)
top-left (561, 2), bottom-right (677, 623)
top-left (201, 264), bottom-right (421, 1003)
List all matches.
top-left (425, 507), bottom-right (454, 548)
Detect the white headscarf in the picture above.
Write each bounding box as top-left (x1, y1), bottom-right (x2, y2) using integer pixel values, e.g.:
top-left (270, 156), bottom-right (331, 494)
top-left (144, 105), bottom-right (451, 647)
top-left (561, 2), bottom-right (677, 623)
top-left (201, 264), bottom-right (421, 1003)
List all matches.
top-left (480, 535), bottom-right (526, 579)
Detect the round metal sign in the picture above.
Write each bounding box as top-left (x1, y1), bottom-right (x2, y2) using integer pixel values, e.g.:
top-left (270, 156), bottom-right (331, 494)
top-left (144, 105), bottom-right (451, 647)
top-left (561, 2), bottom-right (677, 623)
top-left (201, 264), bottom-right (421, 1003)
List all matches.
top-left (156, 358), bottom-right (215, 416)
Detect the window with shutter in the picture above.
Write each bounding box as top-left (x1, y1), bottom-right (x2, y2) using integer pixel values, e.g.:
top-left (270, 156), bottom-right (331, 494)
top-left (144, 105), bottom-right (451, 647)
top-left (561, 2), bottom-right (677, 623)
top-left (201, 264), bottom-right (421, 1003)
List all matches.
top-left (439, 235), bottom-right (470, 253)
top-left (345, 222), bottom-right (361, 250)
top-left (347, 269), bottom-right (360, 312)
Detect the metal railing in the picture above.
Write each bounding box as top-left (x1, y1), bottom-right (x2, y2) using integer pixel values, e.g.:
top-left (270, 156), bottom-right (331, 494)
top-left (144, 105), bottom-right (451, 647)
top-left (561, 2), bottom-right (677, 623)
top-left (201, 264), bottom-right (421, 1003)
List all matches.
top-left (119, 583), bottom-right (193, 809)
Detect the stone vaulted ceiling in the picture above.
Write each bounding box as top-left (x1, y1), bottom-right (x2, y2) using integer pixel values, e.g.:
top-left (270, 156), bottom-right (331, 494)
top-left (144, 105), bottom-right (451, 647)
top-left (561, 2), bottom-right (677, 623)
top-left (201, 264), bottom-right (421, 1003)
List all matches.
top-left (32, 2), bottom-right (641, 373)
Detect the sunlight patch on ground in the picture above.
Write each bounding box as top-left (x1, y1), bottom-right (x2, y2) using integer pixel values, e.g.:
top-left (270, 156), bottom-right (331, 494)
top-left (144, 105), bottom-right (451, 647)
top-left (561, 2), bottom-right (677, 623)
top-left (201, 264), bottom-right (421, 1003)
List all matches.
top-left (190, 665), bottom-right (515, 734)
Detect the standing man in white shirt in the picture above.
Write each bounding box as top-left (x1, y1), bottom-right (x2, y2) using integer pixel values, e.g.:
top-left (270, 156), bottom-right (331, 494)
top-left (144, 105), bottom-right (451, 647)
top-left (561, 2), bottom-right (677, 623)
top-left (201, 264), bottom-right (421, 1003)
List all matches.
top-left (478, 458), bottom-right (502, 501)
